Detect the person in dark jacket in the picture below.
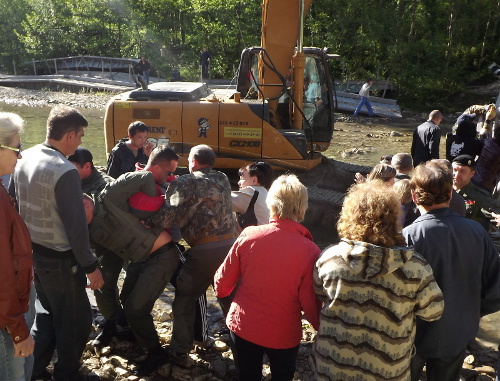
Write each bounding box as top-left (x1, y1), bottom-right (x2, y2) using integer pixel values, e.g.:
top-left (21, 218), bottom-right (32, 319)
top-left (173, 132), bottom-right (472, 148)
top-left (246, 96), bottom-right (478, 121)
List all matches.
top-left (199, 47), bottom-right (211, 79)
top-left (68, 147), bottom-right (125, 348)
top-left (0, 112), bottom-right (35, 381)
top-left (106, 121), bottom-right (154, 179)
top-left (403, 161), bottom-right (500, 381)
top-left (473, 121), bottom-right (500, 193)
top-left (411, 110), bottom-right (442, 167)
top-left (446, 113), bottom-right (483, 161)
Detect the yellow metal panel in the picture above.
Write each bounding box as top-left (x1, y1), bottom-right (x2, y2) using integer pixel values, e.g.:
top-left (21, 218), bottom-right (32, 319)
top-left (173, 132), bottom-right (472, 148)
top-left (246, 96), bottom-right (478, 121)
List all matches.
top-left (105, 100), bottom-right (184, 154)
top-left (218, 102), bottom-right (263, 159)
top-left (181, 101), bottom-right (220, 154)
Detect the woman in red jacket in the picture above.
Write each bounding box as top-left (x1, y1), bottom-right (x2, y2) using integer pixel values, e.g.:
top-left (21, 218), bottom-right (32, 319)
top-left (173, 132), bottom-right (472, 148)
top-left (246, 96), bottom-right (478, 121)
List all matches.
top-left (0, 112), bottom-right (35, 380)
top-left (214, 174), bottom-right (321, 381)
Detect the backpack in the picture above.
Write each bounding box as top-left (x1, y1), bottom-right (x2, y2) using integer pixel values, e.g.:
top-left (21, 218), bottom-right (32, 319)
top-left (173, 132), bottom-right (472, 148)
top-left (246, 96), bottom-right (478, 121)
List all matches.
top-left (237, 189), bottom-right (259, 230)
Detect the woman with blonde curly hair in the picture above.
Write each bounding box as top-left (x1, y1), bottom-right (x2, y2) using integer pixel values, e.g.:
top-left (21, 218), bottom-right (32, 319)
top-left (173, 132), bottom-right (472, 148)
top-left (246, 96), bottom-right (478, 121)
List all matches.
top-left (313, 180), bottom-right (444, 381)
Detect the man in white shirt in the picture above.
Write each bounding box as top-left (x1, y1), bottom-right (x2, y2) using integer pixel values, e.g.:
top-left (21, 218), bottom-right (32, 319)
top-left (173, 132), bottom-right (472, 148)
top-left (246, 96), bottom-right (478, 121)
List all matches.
top-left (353, 78), bottom-right (375, 117)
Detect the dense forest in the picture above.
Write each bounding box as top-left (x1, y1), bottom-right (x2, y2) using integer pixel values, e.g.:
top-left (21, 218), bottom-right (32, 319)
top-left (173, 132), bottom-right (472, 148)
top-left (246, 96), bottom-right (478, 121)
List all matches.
top-left (0, 0), bottom-right (499, 109)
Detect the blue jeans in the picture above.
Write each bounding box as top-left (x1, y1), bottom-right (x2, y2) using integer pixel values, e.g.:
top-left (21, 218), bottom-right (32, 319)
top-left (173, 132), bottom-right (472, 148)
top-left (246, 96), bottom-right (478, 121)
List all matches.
top-left (0, 286), bottom-right (36, 381)
top-left (354, 96), bottom-right (375, 116)
top-left (230, 332), bottom-right (299, 381)
top-left (31, 249), bottom-right (92, 381)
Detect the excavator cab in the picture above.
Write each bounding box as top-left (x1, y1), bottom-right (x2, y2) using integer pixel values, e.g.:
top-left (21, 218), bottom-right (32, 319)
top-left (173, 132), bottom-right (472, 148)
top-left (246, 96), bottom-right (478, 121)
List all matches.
top-left (236, 47), bottom-right (336, 152)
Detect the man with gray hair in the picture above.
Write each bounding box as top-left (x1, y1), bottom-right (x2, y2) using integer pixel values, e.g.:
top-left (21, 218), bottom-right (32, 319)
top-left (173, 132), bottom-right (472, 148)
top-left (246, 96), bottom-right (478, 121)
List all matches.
top-left (152, 144), bottom-right (235, 367)
top-left (391, 152), bottom-right (413, 181)
top-left (411, 110), bottom-right (442, 167)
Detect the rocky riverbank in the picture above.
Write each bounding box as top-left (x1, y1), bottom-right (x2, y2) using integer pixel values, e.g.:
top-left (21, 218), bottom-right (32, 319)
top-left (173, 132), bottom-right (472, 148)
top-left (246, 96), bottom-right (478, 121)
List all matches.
top-left (2, 85), bottom-right (498, 381)
top-left (0, 86), bottom-right (111, 109)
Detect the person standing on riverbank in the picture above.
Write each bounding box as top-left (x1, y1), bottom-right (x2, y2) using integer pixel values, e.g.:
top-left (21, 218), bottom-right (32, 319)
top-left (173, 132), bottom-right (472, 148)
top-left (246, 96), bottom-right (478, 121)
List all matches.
top-left (411, 110), bottom-right (442, 167)
top-left (0, 112), bottom-right (35, 381)
top-left (314, 181), bottom-right (444, 380)
top-left (199, 47), bottom-right (211, 80)
top-left (152, 145), bottom-right (235, 368)
top-left (106, 121), bottom-right (154, 179)
top-left (403, 161), bottom-right (500, 381)
top-left (10, 105), bottom-right (103, 381)
top-left (353, 78), bottom-right (375, 117)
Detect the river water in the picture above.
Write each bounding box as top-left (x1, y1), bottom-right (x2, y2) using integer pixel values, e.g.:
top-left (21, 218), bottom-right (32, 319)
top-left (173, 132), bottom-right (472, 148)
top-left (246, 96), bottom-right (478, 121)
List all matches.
top-left (0, 102), bottom-right (453, 168)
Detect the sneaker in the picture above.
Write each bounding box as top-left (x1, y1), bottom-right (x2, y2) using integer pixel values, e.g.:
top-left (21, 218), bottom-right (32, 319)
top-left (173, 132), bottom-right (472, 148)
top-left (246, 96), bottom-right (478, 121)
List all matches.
top-left (167, 348), bottom-right (195, 368)
top-left (135, 347), bottom-right (169, 376)
top-left (92, 319), bottom-right (116, 347)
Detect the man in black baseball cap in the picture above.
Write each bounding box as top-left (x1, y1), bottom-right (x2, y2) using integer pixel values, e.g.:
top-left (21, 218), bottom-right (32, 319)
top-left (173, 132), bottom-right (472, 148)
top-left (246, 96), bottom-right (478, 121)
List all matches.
top-left (452, 154), bottom-right (500, 230)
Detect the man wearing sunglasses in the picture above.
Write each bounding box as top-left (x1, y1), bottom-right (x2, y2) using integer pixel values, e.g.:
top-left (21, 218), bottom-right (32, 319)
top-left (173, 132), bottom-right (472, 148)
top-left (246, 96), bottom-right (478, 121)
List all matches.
top-left (0, 143), bottom-right (21, 190)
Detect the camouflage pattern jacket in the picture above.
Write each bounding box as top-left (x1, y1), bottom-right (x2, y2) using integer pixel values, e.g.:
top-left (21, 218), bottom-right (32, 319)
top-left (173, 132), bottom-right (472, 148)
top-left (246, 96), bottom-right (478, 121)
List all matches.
top-left (457, 181), bottom-right (500, 231)
top-left (152, 167), bottom-right (234, 246)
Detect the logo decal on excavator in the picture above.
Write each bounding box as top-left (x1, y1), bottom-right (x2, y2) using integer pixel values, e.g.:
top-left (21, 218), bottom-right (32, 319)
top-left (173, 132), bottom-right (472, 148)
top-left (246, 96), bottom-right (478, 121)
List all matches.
top-left (197, 117), bottom-right (211, 138)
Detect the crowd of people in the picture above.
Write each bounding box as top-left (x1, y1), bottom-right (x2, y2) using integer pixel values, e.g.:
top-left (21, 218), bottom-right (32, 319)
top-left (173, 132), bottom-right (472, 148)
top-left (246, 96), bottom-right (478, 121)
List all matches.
top-left (1, 104), bottom-right (500, 381)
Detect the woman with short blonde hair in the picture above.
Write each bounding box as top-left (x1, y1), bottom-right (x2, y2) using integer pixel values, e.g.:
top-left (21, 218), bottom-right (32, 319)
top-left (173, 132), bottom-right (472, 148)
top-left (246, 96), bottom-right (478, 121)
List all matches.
top-left (215, 174), bottom-right (320, 380)
top-left (266, 174), bottom-right (308, 222)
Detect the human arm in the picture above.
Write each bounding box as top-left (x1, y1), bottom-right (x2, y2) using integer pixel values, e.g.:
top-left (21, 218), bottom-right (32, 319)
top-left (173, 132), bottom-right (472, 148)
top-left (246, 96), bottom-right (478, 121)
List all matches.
top-left (231, 188), bottom-right (253, 214)
top-left (151, 176), bottom-right (193, 229)
top-left (55, 170), bottom-right (99, 275)
top-left (298, 247), bottom-right (322, 331)
top-left (142, 142), bottom-right (154, 157)
top-left (105, 171), bottom-right (158, 211)
top-left (214, 238), bottom-right (242, 298)
top-left (429, 126), bottom-right (441, 159)
top-left (13, 335), bottom-right (34, 357)
top-left (492, 212), bottom-right (500, 226)
top-left (0, 204), bottom-right (31, 346)
top-left (414, 261), bottom-right (444, 321)
top-left (106, 150), bottom-right (121, 179)
top-left (480, 233), bottom-right (500, 316)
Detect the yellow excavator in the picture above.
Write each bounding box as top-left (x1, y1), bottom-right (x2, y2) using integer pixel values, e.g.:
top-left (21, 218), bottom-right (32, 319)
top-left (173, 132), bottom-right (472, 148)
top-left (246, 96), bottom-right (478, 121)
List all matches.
top-left (104, 0), bottom-right (337, 170)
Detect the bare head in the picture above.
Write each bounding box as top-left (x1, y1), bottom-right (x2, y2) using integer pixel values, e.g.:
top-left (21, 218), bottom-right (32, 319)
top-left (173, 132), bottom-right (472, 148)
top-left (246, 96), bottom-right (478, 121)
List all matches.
top-left (266, 174), bottom-right (308, 222)
top-left (188, 144), bottom-right (215, 172)
top-left (145, 145), bottom-right (179, 184)
top-left (238, 161), bottom-right (274, 190)
top-left (411, 161), bottom-right (452, 207)
top-left (367, 163), bottom-right (396, 186)
top-left (391, 153), bottom-right (413, 174)
top-left (127, 121), bottom-right (149, 150)
top-left (46, 105), bottom-right (88, 156)
top-left (68, 147), bottom-right (94, 181)
top-left (429, 110), bottom-right (443, 125)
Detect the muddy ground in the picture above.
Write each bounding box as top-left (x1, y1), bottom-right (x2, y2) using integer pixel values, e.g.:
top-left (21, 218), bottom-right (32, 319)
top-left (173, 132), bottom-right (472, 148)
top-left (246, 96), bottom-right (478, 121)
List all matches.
top-left (1, 86), bottom-right (499, 380)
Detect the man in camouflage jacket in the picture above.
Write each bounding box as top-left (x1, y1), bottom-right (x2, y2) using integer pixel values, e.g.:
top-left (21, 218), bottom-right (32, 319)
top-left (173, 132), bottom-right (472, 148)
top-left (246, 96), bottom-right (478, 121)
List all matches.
top-left (152, 144), bottom-right (235, 367)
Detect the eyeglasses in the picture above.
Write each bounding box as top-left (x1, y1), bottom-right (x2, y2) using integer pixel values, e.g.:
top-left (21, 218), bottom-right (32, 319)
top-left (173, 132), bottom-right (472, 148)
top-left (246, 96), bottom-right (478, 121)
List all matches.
top-left (157, 164), bottom-right (173, 177)
top-left (0, 143), bottom-right (22, 157)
